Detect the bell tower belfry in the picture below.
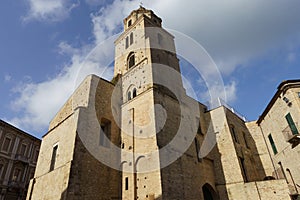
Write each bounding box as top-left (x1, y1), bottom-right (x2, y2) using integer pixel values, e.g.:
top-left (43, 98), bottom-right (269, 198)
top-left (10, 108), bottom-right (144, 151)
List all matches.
top-left (114, 7), bottom-right (185, 200)
top-left (114, 6), bottom-right (182, 77)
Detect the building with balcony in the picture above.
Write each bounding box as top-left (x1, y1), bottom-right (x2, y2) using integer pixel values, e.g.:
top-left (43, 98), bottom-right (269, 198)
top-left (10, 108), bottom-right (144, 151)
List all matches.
top-left (0, 120), bottom-right (41, 200)
top-left (250, 80), bottom-right (300, 199)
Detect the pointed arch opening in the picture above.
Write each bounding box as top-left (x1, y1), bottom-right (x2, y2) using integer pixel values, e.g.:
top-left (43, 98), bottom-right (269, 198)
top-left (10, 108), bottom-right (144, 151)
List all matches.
top-left (128, 91), bottom-right (132, 101)
top-left (202, 183), bottom-right (218, 200)
top-left (132, 88), bottom-right (137, 98)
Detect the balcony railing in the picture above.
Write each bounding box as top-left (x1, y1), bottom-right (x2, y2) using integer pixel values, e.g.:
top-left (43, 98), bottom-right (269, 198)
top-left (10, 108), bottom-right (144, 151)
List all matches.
top-left (282, 123), bottom-right (300, 148)
top-left (15, 154), bottom-right (30, 163)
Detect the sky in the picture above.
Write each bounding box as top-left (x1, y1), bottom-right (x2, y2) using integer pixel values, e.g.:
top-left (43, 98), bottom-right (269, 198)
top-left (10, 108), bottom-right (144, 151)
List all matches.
top-left (1, 0), bottom-right (300, 138)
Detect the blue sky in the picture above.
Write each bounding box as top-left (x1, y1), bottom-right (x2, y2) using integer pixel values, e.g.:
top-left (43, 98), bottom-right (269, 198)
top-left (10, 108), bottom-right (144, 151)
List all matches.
top-left (1, 0), bottom-right (300, 138)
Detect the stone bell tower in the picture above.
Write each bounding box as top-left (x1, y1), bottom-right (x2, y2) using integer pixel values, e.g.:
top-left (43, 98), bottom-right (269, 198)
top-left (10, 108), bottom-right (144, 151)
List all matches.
top-left (113, 6), bottom-right (189, 200)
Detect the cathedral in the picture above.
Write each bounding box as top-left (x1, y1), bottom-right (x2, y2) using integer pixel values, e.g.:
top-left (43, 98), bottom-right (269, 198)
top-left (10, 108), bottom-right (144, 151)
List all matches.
top-left (26, 7), bottom-right (300, 200)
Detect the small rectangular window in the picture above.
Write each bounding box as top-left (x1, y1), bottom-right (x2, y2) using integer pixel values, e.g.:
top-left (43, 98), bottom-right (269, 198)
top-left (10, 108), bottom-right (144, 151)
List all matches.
top-left (2, 137), bottom-right (11, 152)
top-left (100, 119), bottom-right (111, 148)
top-left (125, 37), bottom-right (129, 49)
top-left (125, 177), bottom-right (128, 190)
top-left (285, 113), bottom-right (298, 135)
top-left (243, 132), bottom-right (249, 148)
top-left (130, 33), bottom-right (133, 45)
top-left (20, 143), bottom-right (27, 156)
top-left (268, 134), bottom-right (278, 155)
top-left (50, 145), bottom-right (58, 171)
top-left (230, 125), bottom-right (239, 143)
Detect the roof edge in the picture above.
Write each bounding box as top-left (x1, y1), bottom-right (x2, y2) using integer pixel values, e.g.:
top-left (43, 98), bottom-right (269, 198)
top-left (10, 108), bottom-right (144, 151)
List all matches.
top-left (257, 79), bottom-right (300, 125)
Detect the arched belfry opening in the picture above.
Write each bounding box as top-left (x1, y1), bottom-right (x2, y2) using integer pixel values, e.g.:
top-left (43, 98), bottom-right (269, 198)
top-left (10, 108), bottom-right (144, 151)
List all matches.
top-left (127, 52), bottom-right (135, 69)
top-left (128, 19), bottom-right (132, 27)
top-left (132, 88), bottom-right (137, 98)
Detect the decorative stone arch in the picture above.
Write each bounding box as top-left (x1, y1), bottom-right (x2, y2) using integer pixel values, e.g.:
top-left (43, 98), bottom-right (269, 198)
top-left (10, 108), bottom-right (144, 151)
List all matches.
top-left (135, 155), bottom-right (145, 171)
top-left (202, 183), bottom-right (218, 200)
top-left (126, 84), bottom-right (136, 101)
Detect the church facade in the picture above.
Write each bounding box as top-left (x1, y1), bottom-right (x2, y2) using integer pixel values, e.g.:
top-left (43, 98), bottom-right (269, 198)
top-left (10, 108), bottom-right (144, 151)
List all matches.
top-left (26, 7), bottom-right (299, 200)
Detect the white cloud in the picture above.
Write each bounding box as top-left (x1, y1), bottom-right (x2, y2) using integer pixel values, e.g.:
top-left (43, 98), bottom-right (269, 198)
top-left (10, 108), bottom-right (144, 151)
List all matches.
top-left (12, 0), bottom-right (300, 134)
top-left (85, 0), bottom-right (113, 6)
top-left (88, 0), bottom-right (300, 100)
top-left (4, 75), bottom-right (12, 82)
top-left (9, 39), bottom-right (115, 135)
top-left (146, 0), bottom-right (300, 75)
top-left (24, 0), bottom-right (79, 22)
top-left (184, 77), bottom-right (237, 108)
top-left (90, 0), bottom-right (138, 43)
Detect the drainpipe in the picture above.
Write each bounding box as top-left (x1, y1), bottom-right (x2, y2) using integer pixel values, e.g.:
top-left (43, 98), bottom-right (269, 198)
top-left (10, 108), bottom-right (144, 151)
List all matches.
top-left (254, 181), bottom-right (262, 200)
top-left (28, 178), bottom-right (36, 200)
top-left (278, 162), bottom-right (288, 183)
top-left (286, 169), bottom-right (298, 194)
top-left (131, 108), bottom-right (137, 200)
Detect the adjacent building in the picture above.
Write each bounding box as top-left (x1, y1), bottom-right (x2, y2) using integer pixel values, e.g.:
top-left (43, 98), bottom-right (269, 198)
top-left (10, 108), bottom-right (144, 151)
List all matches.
top-left (26, 7), bottom-right (299, 200)
top-left (248, 80), bottom-right (300, 200)
top-left (0, 120), bottom-right (40, 200)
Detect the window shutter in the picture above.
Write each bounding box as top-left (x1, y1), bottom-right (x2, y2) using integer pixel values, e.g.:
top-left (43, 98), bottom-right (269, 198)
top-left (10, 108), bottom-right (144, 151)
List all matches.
top-left (285, 113), bottom-right (298, 135)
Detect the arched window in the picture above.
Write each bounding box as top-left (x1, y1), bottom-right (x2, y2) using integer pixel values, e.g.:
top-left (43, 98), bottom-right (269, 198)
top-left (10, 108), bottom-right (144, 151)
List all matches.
top-left (128, 20), bottom-right (132, 27)
top-left (130, 32), bottom-right (133, 45)
top-left (125, 37), bottom-right (129, 49)
top-left (132, 88), bottom-right (137, 98)
top-left (127, 52), bottom-right (135, 69)
top-left (202, 183), bottom-right (218, 200)
top-left (128, 91), bottom-right (131, 101)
